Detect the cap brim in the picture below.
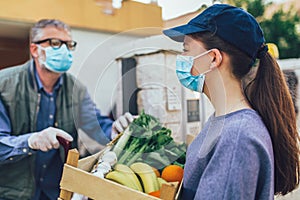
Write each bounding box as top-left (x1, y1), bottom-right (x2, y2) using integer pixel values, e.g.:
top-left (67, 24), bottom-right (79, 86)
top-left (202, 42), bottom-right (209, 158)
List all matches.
top-left (163, 24), bottom-right (207, 42)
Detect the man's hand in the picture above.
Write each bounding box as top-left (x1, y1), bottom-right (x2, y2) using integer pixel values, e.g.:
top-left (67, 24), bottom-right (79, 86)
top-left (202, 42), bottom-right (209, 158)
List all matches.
top-left (111, 112), bottom-right (134, 139)
top-left (28, 127), bottom-right (73, 152)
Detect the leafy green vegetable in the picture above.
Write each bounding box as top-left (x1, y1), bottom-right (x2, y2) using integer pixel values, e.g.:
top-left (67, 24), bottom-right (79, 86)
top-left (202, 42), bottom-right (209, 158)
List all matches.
top-left (112, 111), bottom-right (186, 168)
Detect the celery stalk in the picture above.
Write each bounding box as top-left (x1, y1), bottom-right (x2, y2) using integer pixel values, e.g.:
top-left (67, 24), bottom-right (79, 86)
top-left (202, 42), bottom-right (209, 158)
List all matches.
top-left (112, 128), bottom-right (132, 158)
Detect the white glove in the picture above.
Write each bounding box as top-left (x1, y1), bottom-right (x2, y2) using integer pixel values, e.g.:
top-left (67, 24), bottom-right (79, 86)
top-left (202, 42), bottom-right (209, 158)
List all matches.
top-left (111, 112), bottom-right (134, 139)
top-left (28, 127), bottom-right (73, 152)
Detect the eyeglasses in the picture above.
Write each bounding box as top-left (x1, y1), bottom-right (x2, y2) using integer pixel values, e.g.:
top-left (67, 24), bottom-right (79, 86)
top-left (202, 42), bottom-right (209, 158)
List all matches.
top-left (33, 38), bottom-right (77, 51)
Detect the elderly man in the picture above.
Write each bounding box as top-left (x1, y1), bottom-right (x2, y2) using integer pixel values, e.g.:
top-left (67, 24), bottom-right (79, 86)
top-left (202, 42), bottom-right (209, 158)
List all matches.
top-left (0, 19), bottom-right (132, 200)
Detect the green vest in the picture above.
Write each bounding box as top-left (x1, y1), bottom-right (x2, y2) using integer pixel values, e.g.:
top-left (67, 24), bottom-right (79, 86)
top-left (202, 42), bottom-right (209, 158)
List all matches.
top-left (0, 61), bottom-right (86, 200)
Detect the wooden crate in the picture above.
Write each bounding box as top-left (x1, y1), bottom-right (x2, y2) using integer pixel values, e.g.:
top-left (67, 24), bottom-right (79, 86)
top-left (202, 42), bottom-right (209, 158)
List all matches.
top-left (59, 149), bottom-right (180, 200)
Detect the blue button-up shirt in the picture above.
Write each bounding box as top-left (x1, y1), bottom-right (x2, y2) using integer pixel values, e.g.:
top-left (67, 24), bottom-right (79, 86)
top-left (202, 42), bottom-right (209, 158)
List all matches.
top-left (33, 68), bottom-right (63, 200)
top-left (0, 66), bottom-right (113, 200)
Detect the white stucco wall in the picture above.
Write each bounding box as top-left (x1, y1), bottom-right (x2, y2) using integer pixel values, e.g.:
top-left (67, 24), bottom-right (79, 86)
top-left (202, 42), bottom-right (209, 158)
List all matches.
top-left (69, 28), bottom-right (143, 115)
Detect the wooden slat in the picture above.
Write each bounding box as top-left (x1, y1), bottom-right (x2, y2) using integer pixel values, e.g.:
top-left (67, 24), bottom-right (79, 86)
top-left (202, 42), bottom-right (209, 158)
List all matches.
top-left (59, 149), bottom-right (180, 200)
top-left (59, 149), bottom-right (79, 200)
top-left (160, 182), bottom-right (179, 200)
top-left (175, 181), bottom-right (183, 200)
top-left (60, 164), bottom-right (160, 200)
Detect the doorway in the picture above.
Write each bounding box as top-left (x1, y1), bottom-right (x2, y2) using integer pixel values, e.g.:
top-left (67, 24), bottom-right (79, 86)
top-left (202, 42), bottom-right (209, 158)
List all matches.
top-left (0, 20), bottom-right (31, 70)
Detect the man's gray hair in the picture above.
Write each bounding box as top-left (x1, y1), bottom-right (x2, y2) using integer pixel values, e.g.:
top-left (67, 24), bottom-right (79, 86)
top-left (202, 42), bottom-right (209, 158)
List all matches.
top-left (30, 19), bottom-right (71, 42)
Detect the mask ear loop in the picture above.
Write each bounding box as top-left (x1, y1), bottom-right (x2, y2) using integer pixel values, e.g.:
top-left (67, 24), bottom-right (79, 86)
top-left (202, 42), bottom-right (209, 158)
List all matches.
top-left (193, 49), bottom-right (213, 60)
top-left (190, 49), bottom-right (213, 76)
top-left (191, 49), bottom-right (216, 76)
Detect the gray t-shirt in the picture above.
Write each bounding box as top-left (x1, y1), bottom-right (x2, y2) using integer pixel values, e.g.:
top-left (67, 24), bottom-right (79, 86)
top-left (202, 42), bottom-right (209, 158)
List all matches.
top-left (181, 109), bottom-right (274, 200)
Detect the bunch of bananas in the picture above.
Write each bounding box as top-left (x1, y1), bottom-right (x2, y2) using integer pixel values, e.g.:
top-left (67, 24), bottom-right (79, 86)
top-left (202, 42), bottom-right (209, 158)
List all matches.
top-left (105, 162), bottom-right (166, 194)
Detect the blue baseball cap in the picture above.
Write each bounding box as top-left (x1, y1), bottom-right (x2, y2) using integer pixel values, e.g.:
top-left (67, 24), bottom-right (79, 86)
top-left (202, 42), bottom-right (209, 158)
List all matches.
top-left (163, 4), bottom-right (267, 62)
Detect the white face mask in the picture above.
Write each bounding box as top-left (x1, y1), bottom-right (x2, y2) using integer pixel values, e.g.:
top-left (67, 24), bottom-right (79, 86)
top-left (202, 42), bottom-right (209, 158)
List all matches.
top-left (176, 50), bottom-right (212, 92)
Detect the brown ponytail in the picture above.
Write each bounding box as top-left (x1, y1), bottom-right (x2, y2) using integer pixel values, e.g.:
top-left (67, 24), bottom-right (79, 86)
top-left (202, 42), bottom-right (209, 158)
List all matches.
top-left (191, 32), bottom-right (300, 195)
top-left (246, 53), bottom-right (300, 195)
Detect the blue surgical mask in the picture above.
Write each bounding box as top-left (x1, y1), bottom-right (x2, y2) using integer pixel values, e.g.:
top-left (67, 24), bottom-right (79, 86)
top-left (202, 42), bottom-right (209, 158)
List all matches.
top-left (176, 50), bottom-right (212, 92)
top-left (38, 45), bottom-right (73, 73)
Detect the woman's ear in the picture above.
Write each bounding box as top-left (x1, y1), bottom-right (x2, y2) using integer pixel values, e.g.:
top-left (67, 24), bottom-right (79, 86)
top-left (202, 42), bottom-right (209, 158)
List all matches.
top-left (209, 49), bottom-right (222, 69)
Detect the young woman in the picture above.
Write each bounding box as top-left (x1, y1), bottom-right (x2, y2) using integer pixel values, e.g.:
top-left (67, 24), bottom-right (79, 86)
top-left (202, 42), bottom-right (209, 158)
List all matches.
top-left (163, 4), bottom-right (299, 200)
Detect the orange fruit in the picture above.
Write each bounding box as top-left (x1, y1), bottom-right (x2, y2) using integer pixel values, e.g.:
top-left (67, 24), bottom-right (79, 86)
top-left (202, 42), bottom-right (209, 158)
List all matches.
top-left (148, 190), bottom-right (160, 198)
top-left (161, 165), bottom-right (184, 183)
top-left (152, 167), bottom-right (161, 177)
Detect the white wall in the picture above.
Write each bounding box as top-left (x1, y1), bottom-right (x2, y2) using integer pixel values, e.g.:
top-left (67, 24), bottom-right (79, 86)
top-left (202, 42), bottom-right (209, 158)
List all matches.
top-left (69, 28), bottom-right (142, 115)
